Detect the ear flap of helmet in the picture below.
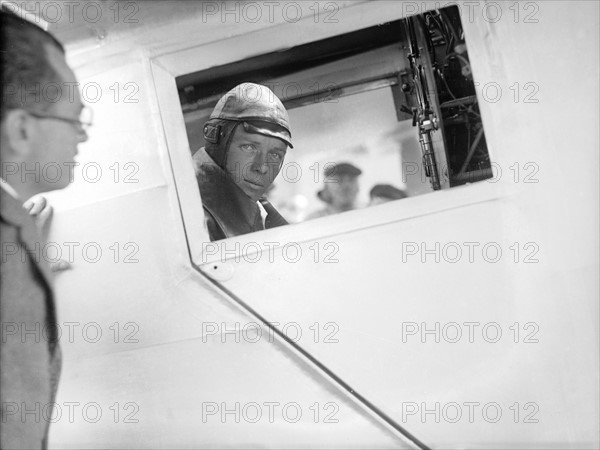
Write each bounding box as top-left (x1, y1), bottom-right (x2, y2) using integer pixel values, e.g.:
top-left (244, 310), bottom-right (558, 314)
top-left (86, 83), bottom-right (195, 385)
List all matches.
top-left (204, 123), bottom-right (221, 144)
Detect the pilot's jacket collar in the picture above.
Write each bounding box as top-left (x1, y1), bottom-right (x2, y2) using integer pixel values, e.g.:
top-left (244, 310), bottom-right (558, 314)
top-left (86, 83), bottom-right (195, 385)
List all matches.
top-left (193, 147), bottom-right (263, 239)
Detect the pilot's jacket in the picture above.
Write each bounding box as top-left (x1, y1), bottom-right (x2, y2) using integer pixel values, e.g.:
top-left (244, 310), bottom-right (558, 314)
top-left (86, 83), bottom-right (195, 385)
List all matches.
top-left (0, 188), bottom-right (61, 450)
top-left (193, 147), bottom-right (287, 241)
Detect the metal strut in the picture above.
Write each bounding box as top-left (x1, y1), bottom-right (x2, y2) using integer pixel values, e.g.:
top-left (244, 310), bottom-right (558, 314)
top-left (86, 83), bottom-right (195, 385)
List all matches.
top-left (405, 17), bottom-right (441, 191)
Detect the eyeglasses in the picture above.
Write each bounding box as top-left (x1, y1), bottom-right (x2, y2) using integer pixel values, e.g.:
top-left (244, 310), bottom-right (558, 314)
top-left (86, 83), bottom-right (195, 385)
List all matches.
top-left (26, 106), bottom-right (93, 134)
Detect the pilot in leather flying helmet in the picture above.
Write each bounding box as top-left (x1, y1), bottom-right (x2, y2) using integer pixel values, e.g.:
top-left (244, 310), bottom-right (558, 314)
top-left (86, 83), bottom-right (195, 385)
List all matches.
top-left (192, 83), bottom-right (293, 241)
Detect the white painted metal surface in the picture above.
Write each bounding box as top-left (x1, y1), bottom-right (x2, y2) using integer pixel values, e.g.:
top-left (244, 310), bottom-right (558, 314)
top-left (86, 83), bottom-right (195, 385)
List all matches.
top-left (32, 1), bottom-right (599, 448)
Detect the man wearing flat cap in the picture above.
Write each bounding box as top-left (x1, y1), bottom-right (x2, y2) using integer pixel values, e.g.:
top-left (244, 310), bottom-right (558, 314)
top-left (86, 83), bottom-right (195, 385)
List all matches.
top-left (307, 162), bottom-right (362, 220)
top-left (192, 83), bottom-right (292, 241)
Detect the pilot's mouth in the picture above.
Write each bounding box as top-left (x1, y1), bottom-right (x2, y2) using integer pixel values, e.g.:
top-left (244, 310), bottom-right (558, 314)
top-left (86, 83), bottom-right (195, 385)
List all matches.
top-left (244, 179), bottom-right (264, 188)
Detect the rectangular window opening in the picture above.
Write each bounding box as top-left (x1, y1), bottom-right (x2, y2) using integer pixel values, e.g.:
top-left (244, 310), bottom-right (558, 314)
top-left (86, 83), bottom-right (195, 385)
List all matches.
top-left (177, 5), bottom-right (491, 238)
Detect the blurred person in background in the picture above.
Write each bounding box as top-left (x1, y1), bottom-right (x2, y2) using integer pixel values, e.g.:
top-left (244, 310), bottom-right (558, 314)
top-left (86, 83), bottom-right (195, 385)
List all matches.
top-left (306, 162), bottom-right (362, 220)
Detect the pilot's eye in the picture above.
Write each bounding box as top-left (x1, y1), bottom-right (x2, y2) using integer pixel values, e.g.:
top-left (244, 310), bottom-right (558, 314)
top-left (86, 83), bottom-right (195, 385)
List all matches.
top-left (268, 152), bottom-right (283, 161)
top-left (240, 144), bottom-right (256, 152)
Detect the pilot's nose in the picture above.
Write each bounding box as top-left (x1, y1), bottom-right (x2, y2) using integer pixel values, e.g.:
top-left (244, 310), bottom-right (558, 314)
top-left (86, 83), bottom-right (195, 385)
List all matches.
top-left (251, 153), bottom-right (269, 174)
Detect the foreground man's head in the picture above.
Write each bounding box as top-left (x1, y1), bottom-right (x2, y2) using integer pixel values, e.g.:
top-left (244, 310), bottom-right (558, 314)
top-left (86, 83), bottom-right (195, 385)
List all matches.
top-left (1, 10), bottom-right (87, 199)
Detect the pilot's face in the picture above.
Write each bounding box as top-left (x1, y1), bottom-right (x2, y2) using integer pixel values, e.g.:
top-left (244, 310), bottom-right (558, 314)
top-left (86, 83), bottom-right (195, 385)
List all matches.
top-left (326, 174), bottom-right (359, 209)
top-left (225, 126), bottom-right (287, 201)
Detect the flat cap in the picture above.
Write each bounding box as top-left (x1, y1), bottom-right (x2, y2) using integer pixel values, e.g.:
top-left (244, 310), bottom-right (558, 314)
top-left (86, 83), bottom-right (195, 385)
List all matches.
top-left (369, 184), bottom-right (407, 200)
top-left (324, 162), bottom-right (362, 178)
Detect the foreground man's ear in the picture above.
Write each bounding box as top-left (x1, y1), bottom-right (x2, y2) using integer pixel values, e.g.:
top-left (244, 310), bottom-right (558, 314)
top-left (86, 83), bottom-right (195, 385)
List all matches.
top-left (2, 109), bottom-right (38, 161)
